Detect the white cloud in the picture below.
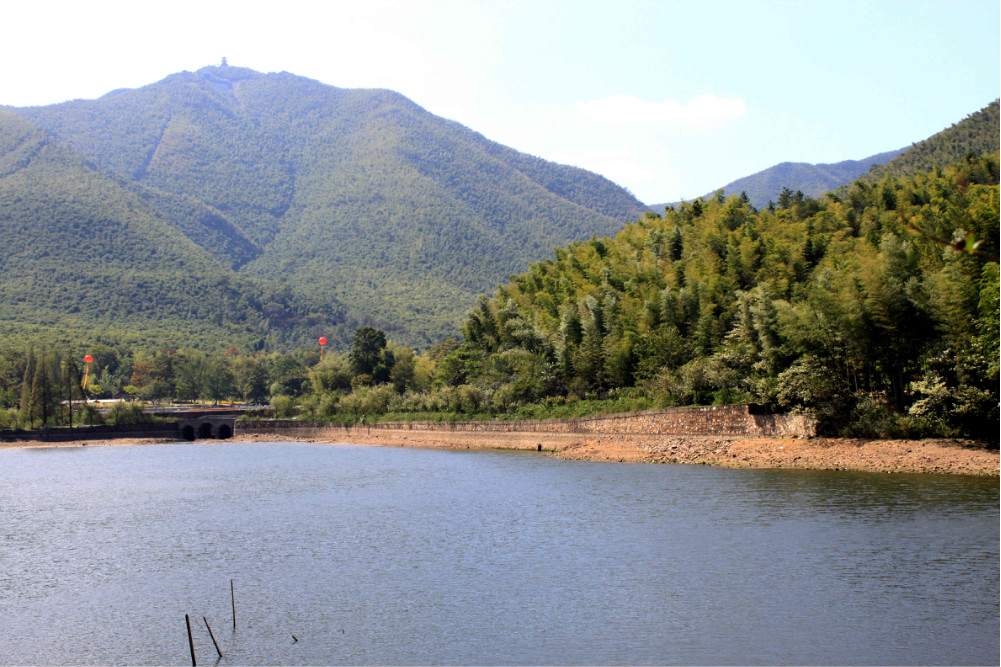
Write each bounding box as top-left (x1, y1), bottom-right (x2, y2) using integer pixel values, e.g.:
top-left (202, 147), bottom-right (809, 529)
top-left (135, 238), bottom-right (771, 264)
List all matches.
top-left (575, 93), bottom-right (746, 129)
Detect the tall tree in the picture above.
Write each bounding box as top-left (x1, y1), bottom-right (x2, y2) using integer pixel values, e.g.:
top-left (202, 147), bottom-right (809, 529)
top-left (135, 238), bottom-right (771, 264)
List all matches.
top-left (30, 347), bottom-right (54, 428)
top-left (349, 327), bottom-right (394, 383)
top-left (19, 352), bottom-right (36, 429)
top-left (62, 354), bottom-right (85, 428)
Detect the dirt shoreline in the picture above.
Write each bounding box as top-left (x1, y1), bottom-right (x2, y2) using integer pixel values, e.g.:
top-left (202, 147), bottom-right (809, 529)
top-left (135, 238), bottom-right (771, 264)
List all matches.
top-left (4, 428), bottom-right (997, 476)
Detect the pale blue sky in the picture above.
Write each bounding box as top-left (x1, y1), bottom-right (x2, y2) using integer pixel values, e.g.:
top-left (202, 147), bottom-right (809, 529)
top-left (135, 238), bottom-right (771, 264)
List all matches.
top-left (1, 0), bottom-right (998, 203)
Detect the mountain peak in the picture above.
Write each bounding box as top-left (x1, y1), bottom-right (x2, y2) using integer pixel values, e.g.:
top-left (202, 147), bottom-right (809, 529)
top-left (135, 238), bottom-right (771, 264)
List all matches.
top-left (195, 63), bottom-right (264, 82)
top-left (4, 69), bottom-right (645, 348)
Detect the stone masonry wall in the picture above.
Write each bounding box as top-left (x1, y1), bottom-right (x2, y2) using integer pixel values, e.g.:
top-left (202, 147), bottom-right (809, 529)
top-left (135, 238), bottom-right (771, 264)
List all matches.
top-left (0, 422), bottom-right (181, 443)
top-left (239, 405), bottom-right (816, 438)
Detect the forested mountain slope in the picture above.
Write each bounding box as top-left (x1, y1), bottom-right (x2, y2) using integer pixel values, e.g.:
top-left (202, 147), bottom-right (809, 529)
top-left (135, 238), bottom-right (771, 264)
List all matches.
top-left (704, 148), bottom-right (905, 209)
top-left (654, 100), bottom-right (998, 211)
top-left (8, 65), bottom-right (646, 346)
top-left (0, 109), bottom-right (350, 351)
top-left (837, 99), bottom-right (999, 193)
top-left (442, 155), bottom-right (999, 438)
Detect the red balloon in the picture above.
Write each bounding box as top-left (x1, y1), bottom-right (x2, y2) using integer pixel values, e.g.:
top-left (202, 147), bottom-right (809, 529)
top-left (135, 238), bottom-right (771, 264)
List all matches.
top-left (84, 355), bottom-right (94, 363)
top-left (318, 337), bottom-right (327, 346)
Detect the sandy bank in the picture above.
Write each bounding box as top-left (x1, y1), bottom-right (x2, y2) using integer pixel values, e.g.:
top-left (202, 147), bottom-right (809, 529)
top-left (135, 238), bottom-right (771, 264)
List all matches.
top-left (246, 427), bottom-right (998, 476)
top-left (0, 437), bottom-right (176, 449)
top-left (2, 429), bottom-right (996, 476)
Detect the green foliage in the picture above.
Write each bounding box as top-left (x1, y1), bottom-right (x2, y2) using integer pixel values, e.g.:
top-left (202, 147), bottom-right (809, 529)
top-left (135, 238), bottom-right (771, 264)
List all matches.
top-left (700, 148), bottom-right (907, 210)
top-left (0, 109), bottom-right (351, 353)
top-left (105, 401), bottom-right (152, 425)
top-left (349, 327), bottom-right (393, 381)
top-left (5, 66), bottom-right (645, 349)
top-left (444, 156), bottom-right (1000, 439)
top-left (838, 100), bottom-right (1000, 194)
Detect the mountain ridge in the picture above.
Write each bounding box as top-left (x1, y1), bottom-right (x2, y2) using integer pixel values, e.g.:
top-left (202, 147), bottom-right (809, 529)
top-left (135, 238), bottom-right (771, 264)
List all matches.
top-left (650, 100), bottom-right (998, 211)
top-left (0, 108), bottom-right (351, 352)
top-left (714, 147), bottom-right (907, 208)
top-left (3, 65), bottom-right (646, 349)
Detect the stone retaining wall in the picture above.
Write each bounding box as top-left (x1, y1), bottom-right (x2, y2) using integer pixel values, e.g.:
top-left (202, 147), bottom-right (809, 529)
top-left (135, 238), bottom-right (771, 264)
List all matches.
top-left (0, 422), bottom-right (181, 443)
top-left (238, 404), bottom-right (815, 438)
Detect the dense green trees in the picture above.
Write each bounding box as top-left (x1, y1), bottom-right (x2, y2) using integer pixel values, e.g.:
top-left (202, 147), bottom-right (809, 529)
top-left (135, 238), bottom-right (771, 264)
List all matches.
top-left (419, 155), bottom-right (999, 439)
top-left (0, 109), bottom-right (352, 353)
top-left (1, 84), bottom-right (997, 441)
top-left (349, 327), bottom-right (394, 383)
top-left (849, 100), bottom-right (999, 189)
top-left (5, 65), bottom-right (645, 349)
top-left (21, 157), bottom-right (981, 441)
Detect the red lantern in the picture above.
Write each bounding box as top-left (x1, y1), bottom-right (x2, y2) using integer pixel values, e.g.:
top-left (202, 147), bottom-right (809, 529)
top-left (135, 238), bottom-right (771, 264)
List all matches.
top-left (84, 355), bottom-right (93, 363)
top-left (318, 337), bottom-right (327, 346)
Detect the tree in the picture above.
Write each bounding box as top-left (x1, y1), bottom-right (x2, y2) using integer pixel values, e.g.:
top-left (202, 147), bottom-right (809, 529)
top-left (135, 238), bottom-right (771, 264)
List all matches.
top-left (668, 226), bottom-right (684, 261)
top-left (62, 354), bottom-right (85, 428)
top-left (19, 352), bottom-right (35, 429)
top-left (268, 355), bottom-right (308, 397)
top-left (349, 327), bottom-right (394, 383)
top-left (349, 327), bottom-right (386, 376)
top-left (174, 354), bottom-right (206, 401)
top-left (30, 347), bottom-right (55, 427)
top-left (232, 356), bottom-right (270, 403)
top-left (777, 187), bottom-right (795, 209)
top-left (389, 346), bottom-right (417, 394)
top-left (202, 357), bottom-right (235, 404)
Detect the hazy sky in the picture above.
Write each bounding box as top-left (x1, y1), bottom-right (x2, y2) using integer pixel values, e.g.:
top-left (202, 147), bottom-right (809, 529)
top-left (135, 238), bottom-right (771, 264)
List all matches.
top-left (1, 0), bottom-right (998, 203)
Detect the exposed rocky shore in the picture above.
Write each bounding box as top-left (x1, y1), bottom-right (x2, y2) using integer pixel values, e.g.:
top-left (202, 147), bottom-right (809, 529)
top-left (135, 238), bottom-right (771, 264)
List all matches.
top-left (3, 428), bottom-right (996, 476)
top-left (248, 427), bottom-right (998, 476)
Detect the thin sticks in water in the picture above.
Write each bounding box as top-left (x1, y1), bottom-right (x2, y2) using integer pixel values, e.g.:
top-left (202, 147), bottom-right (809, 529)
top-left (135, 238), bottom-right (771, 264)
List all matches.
top-left (185, 614), bottom-right (197, 666)
top-left (203, 617), bottom-right (223, 658)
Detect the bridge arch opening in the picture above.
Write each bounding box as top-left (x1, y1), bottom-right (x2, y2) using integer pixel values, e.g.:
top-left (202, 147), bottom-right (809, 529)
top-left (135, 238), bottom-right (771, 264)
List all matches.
top-left (182, 424), bottom-right (196, 441)
top-left (198, 422), bottom-right (214, 439)
top-left (217, 424), bottom-right (233, 439)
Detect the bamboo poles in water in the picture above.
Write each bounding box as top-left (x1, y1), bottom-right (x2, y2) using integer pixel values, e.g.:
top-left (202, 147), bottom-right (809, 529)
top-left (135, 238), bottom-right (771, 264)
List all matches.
top-left (185, 614), bottom-right (197, 666)
top-left (183, 580), bottom-right (234, 664)
top-left (184, 578), bottom-right (307, 662)
top-left (203, 617), bottom-right (223, 658)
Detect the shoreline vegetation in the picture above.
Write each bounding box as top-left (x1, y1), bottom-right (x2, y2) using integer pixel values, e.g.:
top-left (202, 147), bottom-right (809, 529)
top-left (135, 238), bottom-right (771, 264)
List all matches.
top-left (2, 430), bottom-right (996, 476)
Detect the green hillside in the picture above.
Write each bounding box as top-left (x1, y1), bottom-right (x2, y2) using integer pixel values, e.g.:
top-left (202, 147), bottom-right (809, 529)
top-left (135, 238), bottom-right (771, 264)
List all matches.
top-left (837, 99), bottom-right (1000, 192)
top-left (655, 100), bottom-right (998, 211)
top-left (9, 65), bottom-right (645, 347)
top-left (436, 155), bottom-right (999, 438)
top-left (0, 110), bottom-right (351, 352)
top-left (702, 148), bottom-right (905, 209)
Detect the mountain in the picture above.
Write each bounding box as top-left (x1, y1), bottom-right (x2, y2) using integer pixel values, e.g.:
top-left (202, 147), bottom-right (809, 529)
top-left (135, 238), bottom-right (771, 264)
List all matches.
top-left (650, 148), bottom-right (905, 212)
top-left (705, 148), bottom-right (906, 209)
top-left (5, 65), bottom-right (646, 349)
top-left (652, 99), bottom-right (999, 211)
top-left (0, 109), bottom-right (351, 352)
top-left (836, 99), bottom-right (1000, 192)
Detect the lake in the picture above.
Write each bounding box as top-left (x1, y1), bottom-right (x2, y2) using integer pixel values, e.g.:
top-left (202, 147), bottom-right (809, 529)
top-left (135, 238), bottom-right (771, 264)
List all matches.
top-left (0, 442), bottom-right (997, 665)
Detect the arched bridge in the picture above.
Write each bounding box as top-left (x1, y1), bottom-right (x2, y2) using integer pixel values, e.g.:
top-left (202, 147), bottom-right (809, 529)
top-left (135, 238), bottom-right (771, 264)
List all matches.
top-left (177, 416), bottom-right (235, 441)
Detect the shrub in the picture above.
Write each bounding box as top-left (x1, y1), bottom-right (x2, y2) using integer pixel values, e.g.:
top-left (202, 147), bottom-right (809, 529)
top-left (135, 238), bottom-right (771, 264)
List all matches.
top-left (106, 401), bottom-right (150, 425)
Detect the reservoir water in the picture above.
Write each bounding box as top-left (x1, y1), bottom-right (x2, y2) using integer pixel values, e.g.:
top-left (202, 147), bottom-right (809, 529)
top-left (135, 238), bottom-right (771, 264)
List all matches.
top-left (0, 442), bottom-right (997, 665)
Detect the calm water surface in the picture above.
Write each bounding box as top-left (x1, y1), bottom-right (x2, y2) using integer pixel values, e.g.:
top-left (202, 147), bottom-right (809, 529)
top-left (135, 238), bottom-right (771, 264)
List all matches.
top-left (0, 442), bottom-right (997, 665)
